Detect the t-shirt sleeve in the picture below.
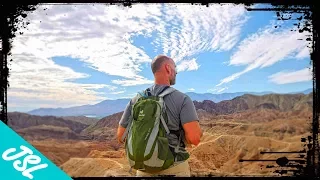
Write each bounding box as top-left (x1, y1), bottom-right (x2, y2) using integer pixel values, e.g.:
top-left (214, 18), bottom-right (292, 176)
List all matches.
top-left (180, 95), bottom-right (199, 125)
top-left (119, 99), bottom-right (133, 128)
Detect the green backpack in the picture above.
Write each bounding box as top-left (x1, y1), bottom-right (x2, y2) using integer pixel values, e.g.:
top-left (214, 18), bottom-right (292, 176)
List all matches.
top-left (121, 87), bottom-right (189, 173)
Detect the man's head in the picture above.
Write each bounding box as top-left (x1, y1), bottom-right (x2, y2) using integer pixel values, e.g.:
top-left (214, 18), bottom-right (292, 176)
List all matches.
top-left (151, 55), bottom-right (177, 85)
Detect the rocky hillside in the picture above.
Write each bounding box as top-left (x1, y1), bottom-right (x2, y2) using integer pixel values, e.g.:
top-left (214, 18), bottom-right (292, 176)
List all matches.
top-left (8, 112), bottom-right (89, 133)
top-left (61, 116), bottom-right (98, 125)
top-left (8, 112), bottom-right (90, 140)
top-left (81, 112), bottom-right (124, 141)
top-left (194, 93), bottom-right (312, 115)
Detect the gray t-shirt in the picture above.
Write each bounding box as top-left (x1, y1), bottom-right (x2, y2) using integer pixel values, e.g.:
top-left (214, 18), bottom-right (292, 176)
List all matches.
top-left (119, 84), bottom-right (199, 150)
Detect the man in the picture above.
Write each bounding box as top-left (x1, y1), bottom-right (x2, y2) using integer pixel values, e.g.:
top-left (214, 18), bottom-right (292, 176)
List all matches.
top-left (117, 55), bottom-right (202, 177)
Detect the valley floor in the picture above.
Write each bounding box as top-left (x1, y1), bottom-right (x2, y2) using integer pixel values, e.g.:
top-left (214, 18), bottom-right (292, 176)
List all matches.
top-left (28, 115), bottom-right (312, 177)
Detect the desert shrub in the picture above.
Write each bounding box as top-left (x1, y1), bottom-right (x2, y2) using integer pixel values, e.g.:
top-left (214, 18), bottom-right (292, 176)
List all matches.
top-left (273, 124), bottom-right (288, 133)
top-left (279, 133), bottom-right (284, 140)
top-left (109, 141), bottom-right (121, 151)
top-left (287, 126), bottom-right (296, 134)
top-left (239, 125), bottom-right (248, 131)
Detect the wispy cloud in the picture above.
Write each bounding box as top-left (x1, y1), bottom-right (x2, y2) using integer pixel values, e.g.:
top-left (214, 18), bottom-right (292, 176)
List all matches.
top-left (112, 77), bottom-right (154, 87)
top-left (217, 87), bottom-right (228, 93)
top-left (153, 4), bottom-right (249, 69)
top-left (119, 93), bottom-right (138, 99)
top-left (207, 86), bottom-right (229, 93)
top-left (295, 47), bottom-right (311, 59)
top-left (109, 90), bottom-right (126, 95)
top-left (268, 68), bottom-right (312, 84)
top-left (177, 58), bottom-right (200, 72)
top-left (216, 21), bottom-right (311, 87)
top-left (188, 88), bottom-right (195, 92)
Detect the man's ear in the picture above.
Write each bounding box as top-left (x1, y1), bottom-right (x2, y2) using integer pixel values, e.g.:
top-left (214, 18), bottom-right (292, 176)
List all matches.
top-left (164, 63), bottom-right (171, 74)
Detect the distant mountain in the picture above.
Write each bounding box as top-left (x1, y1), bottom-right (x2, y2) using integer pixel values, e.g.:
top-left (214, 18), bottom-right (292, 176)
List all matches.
top-left (28, 99), bottom-right (130, 117)
top-left (296, 88), bottom-right (313, 94)
top-left (27, 88), bottom-right (312, 117)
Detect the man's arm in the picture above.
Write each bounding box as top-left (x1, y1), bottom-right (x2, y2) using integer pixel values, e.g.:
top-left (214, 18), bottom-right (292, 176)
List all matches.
top-left (183, 121), bottom-right (202, 146)
top-left (180, 95), bottom-right (202, 146)
top-left (117, 99), bottom-right (133, 143)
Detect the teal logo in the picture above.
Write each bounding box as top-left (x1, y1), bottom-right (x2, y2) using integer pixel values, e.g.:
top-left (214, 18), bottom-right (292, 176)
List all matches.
top-left (0, 120), bottom-right (73, 180)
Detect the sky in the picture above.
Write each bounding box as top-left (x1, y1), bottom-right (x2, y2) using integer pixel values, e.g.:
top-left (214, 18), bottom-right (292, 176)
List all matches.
top-left (7, 3), bottom-right (313, 112)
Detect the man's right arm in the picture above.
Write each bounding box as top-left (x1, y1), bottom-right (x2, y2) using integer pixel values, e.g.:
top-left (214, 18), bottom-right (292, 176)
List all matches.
top-left (117, 99), bottom-right (133, 143)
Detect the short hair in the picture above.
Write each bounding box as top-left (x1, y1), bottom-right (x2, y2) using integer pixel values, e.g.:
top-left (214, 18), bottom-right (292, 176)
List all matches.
top-left (151, 55), bottom-right (171, 74)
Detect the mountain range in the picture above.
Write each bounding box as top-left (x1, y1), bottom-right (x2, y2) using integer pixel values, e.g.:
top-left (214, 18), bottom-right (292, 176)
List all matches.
top-left (8, 92), bottom-right (313, 142)
top-left (28, 99), bottom-right (130, 118)
top-left (26, 88), bottom-right (313, 117)
top-left (187, 88), bottom-right (312, 102)
top-left (193, 93), bottom-right (312, 115)
top-left (8, 91), bottom-right (313, 177)
top-left (81, 92), bottom-right (312, 141)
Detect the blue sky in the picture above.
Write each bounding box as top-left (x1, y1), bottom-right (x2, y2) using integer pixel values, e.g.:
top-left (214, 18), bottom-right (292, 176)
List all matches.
top-left (7, 4), bottom-right (312, 112)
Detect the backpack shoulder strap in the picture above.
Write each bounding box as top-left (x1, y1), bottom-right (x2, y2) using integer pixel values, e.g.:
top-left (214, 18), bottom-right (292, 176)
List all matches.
top-left (158, 87), bottom-right (177, 135)
top-left (121, 93), bottom-right (143, 142)
top-left (145, 88), bottom-right (152, 97)
top-left (158, 87), bottom-right (186, 156)
top-left (158, 87), bottom-right (177, 98)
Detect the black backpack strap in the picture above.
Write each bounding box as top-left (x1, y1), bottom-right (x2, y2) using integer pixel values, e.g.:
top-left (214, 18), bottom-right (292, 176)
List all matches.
top-left (161, 86), bottom-right (170, 93)
top-left (144, 88), bottom-right (152, 97)
top-left (145, 86), bottom-right (171, 97)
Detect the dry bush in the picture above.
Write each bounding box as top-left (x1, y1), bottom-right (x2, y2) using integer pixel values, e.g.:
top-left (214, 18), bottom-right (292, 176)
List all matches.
top-left (109, 140), bottom-right (122, 151)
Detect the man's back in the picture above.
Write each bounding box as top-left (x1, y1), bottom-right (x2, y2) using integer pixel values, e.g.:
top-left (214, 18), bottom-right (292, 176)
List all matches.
top-left (119, 84), bottom-right (199, 154)
top-left (117, 54), bottom-right (202, 176)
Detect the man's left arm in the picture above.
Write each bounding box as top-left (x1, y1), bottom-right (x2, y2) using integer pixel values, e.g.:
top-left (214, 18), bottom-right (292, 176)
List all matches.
top-left (180, 95), bottom-right (203, 146)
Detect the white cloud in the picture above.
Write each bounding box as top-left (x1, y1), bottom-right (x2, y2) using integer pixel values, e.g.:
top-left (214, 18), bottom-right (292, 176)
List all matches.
top-left (207, 86), bottom-right (229, 93)
top-left (216, 21), bottom-right (311, 87)
top-left (153, 4), bottom-right (249, 64)
top-left (8, 83), bottom-right (115, 112)
top-left (15, 4), bottom-right (161, 79)
top-left (8, 53), bottom-right (118, 111)
top-left (188, 88), bottom-right (195, 92)
top-left (112, 77), bottom-right (154, 87)
top-left (217, 87), bottom-right (228, 93)
top-left (176, 58), bottom-right (200, 72)
top-left (109, 90), bottom-right (126, 95)
top-left (9, 4), bottom-right (250, 110)
top-left (9, 4), bottom-right (162, 110)
top-left (295, 47), bottom-right (311, 59)
top-left (119, 93), bottom-right (139, 99)
top-left (268, 68), bottom-right (312, 84)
